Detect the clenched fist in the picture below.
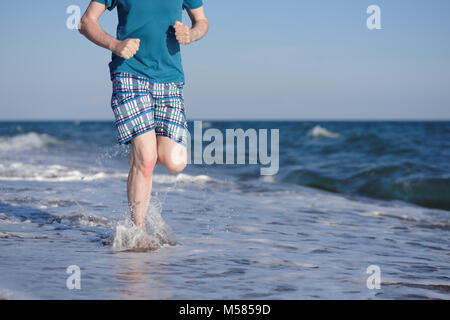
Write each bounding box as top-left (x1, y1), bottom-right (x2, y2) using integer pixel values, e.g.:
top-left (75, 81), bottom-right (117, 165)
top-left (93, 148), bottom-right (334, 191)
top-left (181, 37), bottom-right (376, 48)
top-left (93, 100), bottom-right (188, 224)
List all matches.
top-left (173, 21), bottom-right (193, 45)
top-left (112, 38), bottom-right (140, 59)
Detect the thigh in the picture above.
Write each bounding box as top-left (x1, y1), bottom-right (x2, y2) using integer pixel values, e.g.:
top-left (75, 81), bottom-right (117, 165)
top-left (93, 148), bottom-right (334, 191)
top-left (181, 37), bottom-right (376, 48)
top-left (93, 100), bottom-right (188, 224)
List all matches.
top-left (111, 73), bottom-right (155, 145)
top-left (129, 129), bottom-right (157, 165)
top-left (151, 82), bottom-right (188, 146)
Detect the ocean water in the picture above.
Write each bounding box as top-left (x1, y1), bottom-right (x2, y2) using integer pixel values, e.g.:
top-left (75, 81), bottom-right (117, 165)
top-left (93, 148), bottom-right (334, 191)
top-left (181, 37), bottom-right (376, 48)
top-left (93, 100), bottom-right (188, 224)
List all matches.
top-left (0, 120), bottom-right (449, 299)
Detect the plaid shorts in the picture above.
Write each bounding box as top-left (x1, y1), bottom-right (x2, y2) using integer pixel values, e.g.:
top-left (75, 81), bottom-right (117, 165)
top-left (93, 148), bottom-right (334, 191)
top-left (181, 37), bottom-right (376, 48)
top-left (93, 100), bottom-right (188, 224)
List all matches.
top-left (110, 72), bottom-right (188, 146)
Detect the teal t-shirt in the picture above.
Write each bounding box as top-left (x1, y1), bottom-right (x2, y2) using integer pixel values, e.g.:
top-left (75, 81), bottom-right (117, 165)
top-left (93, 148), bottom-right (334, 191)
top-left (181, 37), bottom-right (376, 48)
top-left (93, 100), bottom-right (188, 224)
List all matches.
top-left (93, 0), bottom-right (203, 83)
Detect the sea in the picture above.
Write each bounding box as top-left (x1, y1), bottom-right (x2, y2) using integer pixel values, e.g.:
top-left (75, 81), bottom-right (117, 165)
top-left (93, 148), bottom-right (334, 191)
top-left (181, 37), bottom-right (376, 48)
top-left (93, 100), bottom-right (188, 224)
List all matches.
top-left (0, 120), bottom-right (449, 299)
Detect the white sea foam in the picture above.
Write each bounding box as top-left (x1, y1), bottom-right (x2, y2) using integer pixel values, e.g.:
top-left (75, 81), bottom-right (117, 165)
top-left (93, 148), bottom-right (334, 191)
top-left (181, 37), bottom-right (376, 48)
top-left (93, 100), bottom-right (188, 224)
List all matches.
top-left (0, 161), bottom-right (220, 185)
top-left (0, 232), bottom-right (50, 239)
top-left (0, 286), bottom-right (35, 300)
top-left (0, 162), bottom-right (128, 182)
top-left (153, 173), bottom-right (217, 185)
top-left (0, 132), bottom-right (61, 152)
top-left (0, 213), bottom-right (24, 225)
top-left (0, 288), bottom-right (18, 300)
top-left (62, 213), bottom-right (113, 228)
top-left (309, 125), bottom-right (340, 138)
top-left (226, 225), bottom-right (265, 234)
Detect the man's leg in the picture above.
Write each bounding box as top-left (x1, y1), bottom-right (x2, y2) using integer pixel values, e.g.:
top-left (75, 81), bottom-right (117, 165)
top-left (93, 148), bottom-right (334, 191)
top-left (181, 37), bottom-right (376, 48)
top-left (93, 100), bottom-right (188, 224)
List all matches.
top-left (156, 136), bottom-right (187, 174)
top-left (127, 130), bottom-right (157, 231)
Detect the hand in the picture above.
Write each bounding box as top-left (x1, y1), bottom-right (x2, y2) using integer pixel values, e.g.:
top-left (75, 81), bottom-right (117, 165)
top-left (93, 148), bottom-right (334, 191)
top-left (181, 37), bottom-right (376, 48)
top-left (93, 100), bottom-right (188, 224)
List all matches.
top-left (173, 21), bottom-right (193, 45)
top-left (112, 38), bottom-right (140, 59)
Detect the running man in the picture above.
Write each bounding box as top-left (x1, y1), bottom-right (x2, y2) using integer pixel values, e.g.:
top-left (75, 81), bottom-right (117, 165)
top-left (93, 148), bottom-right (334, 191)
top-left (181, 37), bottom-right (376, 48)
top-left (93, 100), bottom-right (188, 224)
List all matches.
top-left (79, 1), bottom-right (209, 231)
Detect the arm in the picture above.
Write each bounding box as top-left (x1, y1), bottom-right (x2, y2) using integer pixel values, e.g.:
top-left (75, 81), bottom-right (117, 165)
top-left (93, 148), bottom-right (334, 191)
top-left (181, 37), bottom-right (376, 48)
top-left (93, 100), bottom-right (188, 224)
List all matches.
top-left (78, 1), bottom-right (140, 59)
top-left (174, 6), bottom-right (209, 45)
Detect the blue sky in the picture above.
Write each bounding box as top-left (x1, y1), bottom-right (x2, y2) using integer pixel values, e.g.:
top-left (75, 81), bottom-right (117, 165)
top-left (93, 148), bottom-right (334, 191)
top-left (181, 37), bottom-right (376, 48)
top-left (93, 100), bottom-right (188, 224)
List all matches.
top-left (1, 0), bottom-right (449, 120)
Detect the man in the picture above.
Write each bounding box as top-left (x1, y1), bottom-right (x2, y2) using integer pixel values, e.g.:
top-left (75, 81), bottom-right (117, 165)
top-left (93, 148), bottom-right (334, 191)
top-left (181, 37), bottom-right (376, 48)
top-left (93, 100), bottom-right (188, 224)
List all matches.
top-left (79, 0), bottom-right (208, 231)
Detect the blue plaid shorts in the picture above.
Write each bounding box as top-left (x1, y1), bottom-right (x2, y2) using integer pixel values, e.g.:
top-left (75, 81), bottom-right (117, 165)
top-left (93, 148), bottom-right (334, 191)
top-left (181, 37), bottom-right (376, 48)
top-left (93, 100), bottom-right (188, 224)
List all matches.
top-left (110, 72), bottom-right (188, 146)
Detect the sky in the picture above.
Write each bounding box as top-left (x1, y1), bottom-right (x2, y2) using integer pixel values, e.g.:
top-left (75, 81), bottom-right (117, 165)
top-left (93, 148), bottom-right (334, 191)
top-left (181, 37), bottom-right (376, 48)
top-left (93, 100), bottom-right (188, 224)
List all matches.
top-left (0, 0), bottom-right (449, 121)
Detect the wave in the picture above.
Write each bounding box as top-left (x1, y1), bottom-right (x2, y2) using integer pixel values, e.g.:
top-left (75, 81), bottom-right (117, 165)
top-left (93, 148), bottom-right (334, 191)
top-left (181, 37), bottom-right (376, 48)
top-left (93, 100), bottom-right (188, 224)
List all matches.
top-left (308, 125), bottom-right (341, 138)
top-left (0, 132), bottom-right (61, 152)
top-left (279, 165), bottom-right (450, 211)
top-left (357, 174), bottom-right (450, 212)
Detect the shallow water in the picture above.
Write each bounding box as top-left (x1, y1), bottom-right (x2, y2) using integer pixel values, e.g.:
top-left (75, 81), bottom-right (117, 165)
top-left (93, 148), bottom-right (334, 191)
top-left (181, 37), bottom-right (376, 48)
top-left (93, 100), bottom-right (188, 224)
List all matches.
top-left (0, 121), bottom-right (449, 299)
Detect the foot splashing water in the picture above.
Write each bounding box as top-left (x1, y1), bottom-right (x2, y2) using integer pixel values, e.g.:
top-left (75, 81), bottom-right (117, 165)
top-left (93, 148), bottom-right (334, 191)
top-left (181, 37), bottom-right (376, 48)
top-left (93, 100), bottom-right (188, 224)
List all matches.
top-left (111, 200), bottom-right (178, 252)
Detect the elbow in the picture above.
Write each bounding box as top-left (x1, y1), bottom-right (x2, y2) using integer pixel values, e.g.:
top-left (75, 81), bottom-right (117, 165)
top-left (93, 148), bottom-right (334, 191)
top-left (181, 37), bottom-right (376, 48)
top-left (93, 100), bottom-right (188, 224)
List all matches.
top-left (195, 18), bottom-right (209, 34)
top-left (204, 18), bottom-right (210, 32)
top-left (201, 18), bottom-right (209, 27)
top-left (78, 18), bottom-right (85, 35)
top-left (78, 16), bottom-right (90, 35)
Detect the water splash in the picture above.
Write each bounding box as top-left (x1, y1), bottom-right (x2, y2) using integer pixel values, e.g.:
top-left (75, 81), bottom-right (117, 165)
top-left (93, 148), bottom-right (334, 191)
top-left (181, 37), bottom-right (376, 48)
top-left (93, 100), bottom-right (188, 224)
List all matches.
top-left (112, 201), bottom-right (177, 252)
top-left (95, 144), bottom-right (130, 166)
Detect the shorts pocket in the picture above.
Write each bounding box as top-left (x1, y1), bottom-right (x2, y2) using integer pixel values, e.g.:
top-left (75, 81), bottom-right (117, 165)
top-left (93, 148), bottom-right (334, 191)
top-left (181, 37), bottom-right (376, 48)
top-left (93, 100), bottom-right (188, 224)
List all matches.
top-left (111, 74), bottom-right (150, 108)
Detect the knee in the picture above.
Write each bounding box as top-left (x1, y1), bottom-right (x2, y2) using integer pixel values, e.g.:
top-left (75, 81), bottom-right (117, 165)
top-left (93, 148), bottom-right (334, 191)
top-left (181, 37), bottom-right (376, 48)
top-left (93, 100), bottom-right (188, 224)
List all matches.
top-left (159, 154), bottom-right (187, 174)
top-left (168, 159), bottom-right (187, 174)
top-left (132, 154), bottom-right (157, 178)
